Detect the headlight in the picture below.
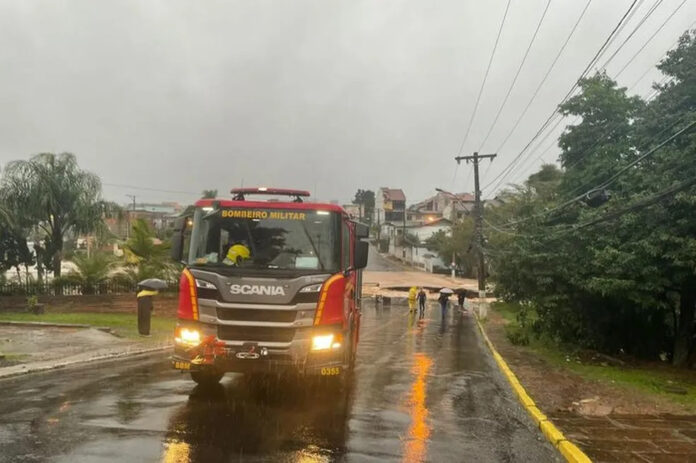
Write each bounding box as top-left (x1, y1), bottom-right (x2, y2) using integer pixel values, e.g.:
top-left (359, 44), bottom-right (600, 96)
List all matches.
top-left (311, 333), bottom-right (342, 351)
top-left (300, 283), bottom-right (322, 293)
top-left (195, 279), bottom-right (217, 289)
top-left (175, 327), bottom-right (201, 347)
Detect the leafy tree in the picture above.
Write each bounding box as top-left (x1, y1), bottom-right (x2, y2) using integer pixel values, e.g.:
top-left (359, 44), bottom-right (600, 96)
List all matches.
top-left (201, 189), bottom-right (218, 199)
top-left (486, 32), bottom-right (696, 367)
top-left (352, 189), bottom-right (375, 222)
top-left (0, 153), bottom-right (110, 277)
top-left (0, 190), bottom-right (34, 281)
top-left (424, 218), bottom-right (477, 277)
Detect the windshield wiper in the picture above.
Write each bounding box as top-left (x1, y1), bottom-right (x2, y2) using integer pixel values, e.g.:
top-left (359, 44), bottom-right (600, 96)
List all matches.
top-left (301, 222), bottom-right (325, 271)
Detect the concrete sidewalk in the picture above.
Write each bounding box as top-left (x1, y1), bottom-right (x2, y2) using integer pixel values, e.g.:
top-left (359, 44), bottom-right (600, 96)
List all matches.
top-left (0, 324), bottom-right (171, 380)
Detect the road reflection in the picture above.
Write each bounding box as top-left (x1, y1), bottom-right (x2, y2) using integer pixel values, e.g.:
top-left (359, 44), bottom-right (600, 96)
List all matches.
top-left (162, 374), bottom-right (353, 462)
top-left (402, 353), bottom-right (433, 463)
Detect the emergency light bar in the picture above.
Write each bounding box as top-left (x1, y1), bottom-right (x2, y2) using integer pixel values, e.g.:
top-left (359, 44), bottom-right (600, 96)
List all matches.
top-left (231, 187), bottom-right (312, 202)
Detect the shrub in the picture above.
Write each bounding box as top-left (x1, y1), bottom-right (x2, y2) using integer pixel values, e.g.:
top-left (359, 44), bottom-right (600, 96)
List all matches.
top-left (505, 323), bottom-right (530, 346)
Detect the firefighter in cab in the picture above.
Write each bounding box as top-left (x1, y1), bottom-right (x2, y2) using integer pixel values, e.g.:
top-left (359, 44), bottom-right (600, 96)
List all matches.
top-left (224, 243), bottom-right (251, 266)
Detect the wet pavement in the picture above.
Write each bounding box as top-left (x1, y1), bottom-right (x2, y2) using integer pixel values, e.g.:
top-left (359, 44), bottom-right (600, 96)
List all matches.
top-left (0, 299), bottom-right (557, 462)
top-left (551, 411), bottom-right (696, 462)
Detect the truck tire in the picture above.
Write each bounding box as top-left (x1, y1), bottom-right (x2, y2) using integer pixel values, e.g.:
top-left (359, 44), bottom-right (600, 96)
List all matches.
top-left (190, 369), bottom-right (224, 386)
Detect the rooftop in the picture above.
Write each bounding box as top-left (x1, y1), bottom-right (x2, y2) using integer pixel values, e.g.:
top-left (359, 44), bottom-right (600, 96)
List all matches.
top-left (380, 187), bottom-right (406, 202)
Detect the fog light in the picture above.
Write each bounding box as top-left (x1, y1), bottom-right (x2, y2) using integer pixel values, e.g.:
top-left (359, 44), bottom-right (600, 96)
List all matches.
top-left (312, 333), bottom-right (342, 351)
top-left (175, 327), bottom-right (201, 347)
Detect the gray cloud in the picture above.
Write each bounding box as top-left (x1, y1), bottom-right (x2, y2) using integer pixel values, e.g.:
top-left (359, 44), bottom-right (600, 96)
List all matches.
top-left (1, 0), bottom-right (694, 205)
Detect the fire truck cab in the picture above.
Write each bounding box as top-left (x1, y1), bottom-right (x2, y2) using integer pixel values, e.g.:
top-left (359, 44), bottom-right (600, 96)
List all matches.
top-left (170, 188), bottom-right (369, 385)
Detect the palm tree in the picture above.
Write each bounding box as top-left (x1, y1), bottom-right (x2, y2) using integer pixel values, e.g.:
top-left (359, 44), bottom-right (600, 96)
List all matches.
top-left (62, 252), bottom-right (116, 295)
top-left (118, 219), bottom-right (174, 284)
top-left (201, 189), bottom-right (218, 199)
top-left (0, 153), bottom-right (108, 277)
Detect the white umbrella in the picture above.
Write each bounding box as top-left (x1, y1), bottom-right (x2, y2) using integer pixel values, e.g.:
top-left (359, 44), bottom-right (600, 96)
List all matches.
top-left (440, 288), bottom-right (454, 294)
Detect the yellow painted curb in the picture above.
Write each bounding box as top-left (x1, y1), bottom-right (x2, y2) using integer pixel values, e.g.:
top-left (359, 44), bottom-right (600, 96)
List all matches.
top-left (474, 314), bottom-right (593, 463)
top-left (526, 405), bottom-right (548, 426)
top-left (540, 420), bottom-right (565, 446)
top-left (558, 440), bottom-right (593, 463)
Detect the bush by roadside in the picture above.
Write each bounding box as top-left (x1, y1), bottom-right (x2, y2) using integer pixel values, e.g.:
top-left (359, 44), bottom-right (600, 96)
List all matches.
top-left (488, 301), bottom-right (696, 413)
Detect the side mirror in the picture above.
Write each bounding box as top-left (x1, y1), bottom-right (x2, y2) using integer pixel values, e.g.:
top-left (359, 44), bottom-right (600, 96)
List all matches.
top-left (354, 222), bottom-right (369, 239)
top-left (354, 239), bottom-right (369, 269)
top-left (171, 216), bottom-right (188, 262)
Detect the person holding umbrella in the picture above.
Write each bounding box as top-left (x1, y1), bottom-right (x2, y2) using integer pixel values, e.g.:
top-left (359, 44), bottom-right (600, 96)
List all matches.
top-left (137, 278), bottom-right (168, 336)
top-left (438, 288), bottom-right (453, 321)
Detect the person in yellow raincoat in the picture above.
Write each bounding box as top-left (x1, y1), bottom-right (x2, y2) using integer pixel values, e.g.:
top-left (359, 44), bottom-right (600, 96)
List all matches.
top-left (408, 286), bottom-right (418, 313)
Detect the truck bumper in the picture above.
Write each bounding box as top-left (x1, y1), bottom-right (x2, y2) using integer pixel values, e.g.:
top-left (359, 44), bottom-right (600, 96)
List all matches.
top-left (172, 340), bottom-right (346, 377)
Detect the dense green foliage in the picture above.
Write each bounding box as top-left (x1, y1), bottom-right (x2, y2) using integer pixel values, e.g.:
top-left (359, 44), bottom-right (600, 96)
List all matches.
top-left (0, 153), bottom-right (113, 277)
top-left (487, 31), bottom-right (696, 367)
top-left (425, 218), bottom-right (477, 277)
top-left (352, 189), bottom-right (375, 223)
top-left (118, 219), bottom-right (175, 284)
top-left (60, 252), bottom-right (116, 294)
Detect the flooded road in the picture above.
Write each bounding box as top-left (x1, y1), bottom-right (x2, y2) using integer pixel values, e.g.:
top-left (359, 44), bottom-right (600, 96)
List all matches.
top-left (0, 300), bottom-right (557, 462)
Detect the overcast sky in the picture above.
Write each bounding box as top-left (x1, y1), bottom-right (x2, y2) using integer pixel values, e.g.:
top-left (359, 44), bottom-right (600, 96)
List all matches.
top-left (1, 0), bottom-right (694, 206)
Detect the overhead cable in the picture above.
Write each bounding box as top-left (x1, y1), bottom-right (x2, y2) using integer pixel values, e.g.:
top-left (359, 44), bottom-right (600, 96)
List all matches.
top-left (455, 0), bottom-right (512, 156)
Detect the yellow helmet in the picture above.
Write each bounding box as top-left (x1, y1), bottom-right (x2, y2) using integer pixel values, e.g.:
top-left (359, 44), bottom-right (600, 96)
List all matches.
top-left (226, 244), bottom-right (251, 264)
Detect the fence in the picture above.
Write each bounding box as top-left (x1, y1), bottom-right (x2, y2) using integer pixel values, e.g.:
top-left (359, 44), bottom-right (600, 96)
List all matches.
top-left (0, 279), bottom-right (178, 297)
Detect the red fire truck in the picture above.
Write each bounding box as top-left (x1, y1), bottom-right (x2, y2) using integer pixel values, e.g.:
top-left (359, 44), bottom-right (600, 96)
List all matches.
top-left (170, 188), bottom-right (369, 385)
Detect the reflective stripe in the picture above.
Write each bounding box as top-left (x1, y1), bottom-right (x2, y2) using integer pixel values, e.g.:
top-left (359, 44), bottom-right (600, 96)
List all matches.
top-left (313, 274), bottom-right (342, 325)
top-left (183, 268), bottom-right (199, 320)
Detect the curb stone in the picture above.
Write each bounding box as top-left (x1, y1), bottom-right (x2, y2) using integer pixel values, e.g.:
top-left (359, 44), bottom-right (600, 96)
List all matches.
top-left (0, 345), bottom-right (172, 380)
top-left (0, 320), bottom-right (92, 329)
top-left (474, 313), bottom-right (592, 463)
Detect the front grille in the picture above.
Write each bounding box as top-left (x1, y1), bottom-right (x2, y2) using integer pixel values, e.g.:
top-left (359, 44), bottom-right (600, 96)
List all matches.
top-left (291, 291), bottom-right (320, 304)
top-left (217, 308), bottom-right (297, 323)
top-left (198, 288), bottom-right (221, 300)
top-left (218, 325), bottom-right (296, 343)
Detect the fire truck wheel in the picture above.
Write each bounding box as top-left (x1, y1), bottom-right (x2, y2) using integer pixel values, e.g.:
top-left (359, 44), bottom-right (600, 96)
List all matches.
top-left (190, 369), bottom-right (224, 386)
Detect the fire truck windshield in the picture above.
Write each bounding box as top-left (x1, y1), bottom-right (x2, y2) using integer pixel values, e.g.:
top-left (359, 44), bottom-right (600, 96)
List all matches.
top-left (187, 207), bottom-right (341, 273)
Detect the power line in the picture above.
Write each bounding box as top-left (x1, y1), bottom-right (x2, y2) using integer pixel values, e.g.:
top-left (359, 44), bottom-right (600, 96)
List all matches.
top-left (599, 0), bottom-right (665, 71)
top-left (627, 19), bottom-right (696, 92)
top-left (489, 118), bottom-right (696, 229)
top-left (594, 119), bottom-right (696, 191)
top-left (614, 0), bottom-right (689, 79)
top-left (513, 20), bottom-right (694, 185)
top-left (485, 0), bottom-right (641, 194)
top-left (477, 0), bottom-right (553, 152)
top-left (532, 72), bottom-right (668, 179)
top-left (575, 175), bottom-right (696, 229)
top-left (455, 0), bottom-right (512, 156)
top-left (511, 115), bottom-right (580, 182)
top-left (486, 175), bottom-right (696, 240)
top-left (490, 0), bottom-right (594, 157)
top-left (102, 182), bottom-right (198, 196)
top-left (564, 113), bottom-right (692, 198)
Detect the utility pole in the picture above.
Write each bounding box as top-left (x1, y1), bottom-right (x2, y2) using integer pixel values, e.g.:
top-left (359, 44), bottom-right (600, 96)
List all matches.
top-left (402, 204), bottom-right (407, 260)
top-left (454, 152), bottom-right (496, 296)
top-left (125, 194), bottom-right (136, 240)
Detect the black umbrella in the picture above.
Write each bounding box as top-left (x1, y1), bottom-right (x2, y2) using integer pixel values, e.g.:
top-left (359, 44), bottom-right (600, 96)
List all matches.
top-left (138, 278), bottom-right (168, 290)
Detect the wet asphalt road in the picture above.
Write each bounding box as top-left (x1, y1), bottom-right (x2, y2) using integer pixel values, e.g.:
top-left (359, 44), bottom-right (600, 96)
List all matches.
top-left (0, 253), bottom-right (558, 462)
